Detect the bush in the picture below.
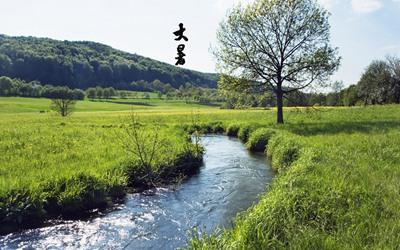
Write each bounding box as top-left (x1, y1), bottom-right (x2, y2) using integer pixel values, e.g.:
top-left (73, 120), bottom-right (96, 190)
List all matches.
top-left (226, 123), bottom-right (240, 137)
top-left (267, 133), bottom-right (301, 171)
top-left (181, 122), bottom-right (225, 134)
top-left (237, 124), bottom-right (260, 142)
top-left (210, 122), bottom-right (224, 133)
top-left (246, 128), bottom-right (276, 152)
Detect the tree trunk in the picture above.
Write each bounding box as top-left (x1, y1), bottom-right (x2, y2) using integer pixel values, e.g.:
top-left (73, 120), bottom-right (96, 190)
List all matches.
top-left (276, 90), bottom-right (284, 124)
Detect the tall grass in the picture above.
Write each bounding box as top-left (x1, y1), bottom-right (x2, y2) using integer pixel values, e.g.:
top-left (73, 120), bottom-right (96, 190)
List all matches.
top-left (1, 97), bottom-right (400, 248)
top-left (187, 107), bottom-right (400, 249)
top-left (0, 111), bottom-right (203, 233)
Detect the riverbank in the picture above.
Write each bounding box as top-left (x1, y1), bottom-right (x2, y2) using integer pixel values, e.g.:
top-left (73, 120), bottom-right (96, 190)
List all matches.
top-left (0, 135), bottom-right (274, 249)
top-left (1, 97), bottom-right (400, 248)
top-left (0, 117), bottom-right (203, 235)
top-left (188, 111), bottom-right (400, 249)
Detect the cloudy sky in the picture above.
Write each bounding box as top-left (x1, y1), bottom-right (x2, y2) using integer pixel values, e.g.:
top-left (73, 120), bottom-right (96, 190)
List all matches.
top-left (0, 0), bottom-right (399, 86)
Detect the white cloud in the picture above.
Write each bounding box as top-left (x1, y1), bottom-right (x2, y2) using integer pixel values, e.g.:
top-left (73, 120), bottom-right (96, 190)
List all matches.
top-left (351, 0), bottom-right (382, 13)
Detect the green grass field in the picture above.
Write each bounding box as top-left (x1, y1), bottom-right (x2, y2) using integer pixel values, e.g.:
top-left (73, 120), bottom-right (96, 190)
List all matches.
top-left (0, 96), bottom-right (219, 114)
top-left (1, 97), bottom-right (400, 248)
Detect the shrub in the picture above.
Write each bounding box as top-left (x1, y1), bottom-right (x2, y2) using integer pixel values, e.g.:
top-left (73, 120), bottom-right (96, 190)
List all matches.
top-left (226, 123), bottom-right (240, 137)
top-left (210, 122), bottom-right (224, 133)
top-left (267, 133), bottom-right (301, 171)
top-left (246, 128), bottom-right (276, 152)
top-left (237, 124), bottom-right (260, 142)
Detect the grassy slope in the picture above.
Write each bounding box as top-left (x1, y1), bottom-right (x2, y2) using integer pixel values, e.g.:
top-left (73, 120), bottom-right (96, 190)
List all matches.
top-left (1, 97), bottom-right (400, 248)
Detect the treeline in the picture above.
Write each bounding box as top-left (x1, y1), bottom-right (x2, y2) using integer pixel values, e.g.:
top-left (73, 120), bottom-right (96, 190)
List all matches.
top-left (0, 34), bottom-right (218, 90)
top-left (0, 75), bottom-right (222, 105)
top-left (87, 83), bottom-right (222, 105)
top-left (0, 76), bottom-right (84, 100)
top-left (222, 56), bottom-right (400, 108)
top-left (221, 86), bottom-right (357, 109)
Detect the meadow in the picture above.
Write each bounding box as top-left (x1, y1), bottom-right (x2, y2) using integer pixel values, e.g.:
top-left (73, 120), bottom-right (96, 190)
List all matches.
top-left (1, 96), bottom-right (400, 248)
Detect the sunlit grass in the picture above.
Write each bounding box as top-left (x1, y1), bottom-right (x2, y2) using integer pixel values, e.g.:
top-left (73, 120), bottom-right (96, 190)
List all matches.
top-left (1, 97), bottom-right (400, 248)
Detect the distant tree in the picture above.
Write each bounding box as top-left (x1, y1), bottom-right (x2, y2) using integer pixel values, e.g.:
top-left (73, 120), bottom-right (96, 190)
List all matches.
top-left (386, 55), bottom-right (400, 103)
top-left (103, 88), bottom-right (111, 99)
top-left (0, 76), bottom-right (14, 96)
top-left (163, 83), bottom-right (174, 94)
top-left (157, 92), bottom-right (163, 99)
top-left (49, 87), bottom-right (77, 117)
top-left (96, 87), bottom-right (104, 99)
top-left (214, 0), bottom-right (340, 123)
top-left (358, 60), bottom-right (392, 105)
top-left (142, 92), bottom-right (150, 99)
top-left (341, 85), bottom-right (358, 106)
top-left (151, 79), bottom-right (164, 92)
top-left (86, 87), bottom-right (97, 99)
top-left (18, 83), bottom-right (35, 97)
top-left (134, 80), bottom-right (150, 91)
top-left (119, 91), bottom-right (127, 99)
top-left (72, 89), bottom-right (85, 100)
top-left (166, 92), bottom-right (174, 100)
top-left (108, 87), bottom-right (116, 97)
top-left (326, 81), bottom-right (344, 106)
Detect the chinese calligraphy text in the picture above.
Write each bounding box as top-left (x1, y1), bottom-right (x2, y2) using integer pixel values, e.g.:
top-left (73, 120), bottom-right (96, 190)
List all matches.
top-left (173, 23), bottom-right (188, 66)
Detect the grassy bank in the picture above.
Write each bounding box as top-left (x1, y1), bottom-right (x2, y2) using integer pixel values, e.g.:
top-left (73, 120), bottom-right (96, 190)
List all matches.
top-left (188, 108), bottom-right (400, 249)
top-left (0, 98), bottom-right (206, 234)
top-left (1, 96), bottom-right (400, 248)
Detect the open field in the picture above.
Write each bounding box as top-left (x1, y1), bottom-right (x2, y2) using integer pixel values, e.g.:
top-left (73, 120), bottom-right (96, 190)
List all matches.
top-left (0, 97), bottom-right (219, 114)
top-left (1, 97), bottom-right (400, 248)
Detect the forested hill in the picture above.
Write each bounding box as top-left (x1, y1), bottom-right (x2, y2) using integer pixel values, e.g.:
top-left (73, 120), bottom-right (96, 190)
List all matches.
top-left (0, 34), bottom-right (218, 90)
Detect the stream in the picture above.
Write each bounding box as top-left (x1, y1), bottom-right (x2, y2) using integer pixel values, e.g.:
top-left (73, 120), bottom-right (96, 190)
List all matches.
top-left (0, 135), bottom-right (274, 250)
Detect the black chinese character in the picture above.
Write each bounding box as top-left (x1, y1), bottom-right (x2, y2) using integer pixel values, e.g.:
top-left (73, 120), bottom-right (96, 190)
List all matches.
top-left (175, 44), bottom-right (186, 65)
top-left (173, 23), bottom-right (188, 42)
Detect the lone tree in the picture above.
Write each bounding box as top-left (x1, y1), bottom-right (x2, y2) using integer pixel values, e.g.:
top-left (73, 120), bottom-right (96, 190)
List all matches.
top-left (49, 87), bottom-right (77, 117)
top-left (215, 0), bottom-right (340, 123)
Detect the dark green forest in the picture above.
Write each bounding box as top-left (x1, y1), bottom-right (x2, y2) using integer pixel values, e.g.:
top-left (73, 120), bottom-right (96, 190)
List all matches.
top-left (0, 34), bottom-right (218, 90)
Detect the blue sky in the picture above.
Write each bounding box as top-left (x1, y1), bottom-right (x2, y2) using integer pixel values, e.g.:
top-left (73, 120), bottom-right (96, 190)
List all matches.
top-left (0, 0), bottom-right (399, 86)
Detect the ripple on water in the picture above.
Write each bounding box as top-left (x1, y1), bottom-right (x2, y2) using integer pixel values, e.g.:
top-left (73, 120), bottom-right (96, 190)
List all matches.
top-left (0, 135), bottom-right (274, 250)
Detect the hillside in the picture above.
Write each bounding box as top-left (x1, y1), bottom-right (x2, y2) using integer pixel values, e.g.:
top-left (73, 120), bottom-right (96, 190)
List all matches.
top-left (0, 34), bottom-right (218, 90)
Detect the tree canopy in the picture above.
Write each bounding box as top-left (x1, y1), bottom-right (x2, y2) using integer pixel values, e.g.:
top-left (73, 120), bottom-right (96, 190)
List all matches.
top-left (215, 0), bottom-right (340, 123)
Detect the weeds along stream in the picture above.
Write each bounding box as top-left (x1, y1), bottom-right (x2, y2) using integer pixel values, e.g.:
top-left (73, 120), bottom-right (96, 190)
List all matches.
top-left (0, 135), bottom-right (274, 250)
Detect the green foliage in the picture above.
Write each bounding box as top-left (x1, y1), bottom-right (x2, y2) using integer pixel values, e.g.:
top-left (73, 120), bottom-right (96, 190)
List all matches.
top-left (0, 76), bottom-right (85, 100)
top-left (246, 128), bottom-right (276, 152)
top-left (0, 105), bottom-right (206, 233)
top-left (237, 124), bottom-right (261, 142)
top-left (266, 132), bottom-right (302, 171)
top-left (187, 106), bottom-right (400, 249)
top-left (225, 123), bottom-right (241, 137)
top-left (215, 0), bottom-right (340, 123)
top-left (357, 57), bottom-right (400, 105)
top-left (1, 96), bottom-right (400, 249)
top-left (0, 34), bottom-right (218, 90)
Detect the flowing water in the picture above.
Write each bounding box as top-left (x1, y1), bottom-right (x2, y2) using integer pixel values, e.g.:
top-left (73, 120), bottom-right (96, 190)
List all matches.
top-left (0, 135), bottom-right (274, 250)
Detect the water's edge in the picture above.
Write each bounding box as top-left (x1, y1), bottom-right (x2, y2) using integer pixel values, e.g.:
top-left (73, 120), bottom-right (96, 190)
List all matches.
top-left (0, 135), bottom-right (274, 250)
